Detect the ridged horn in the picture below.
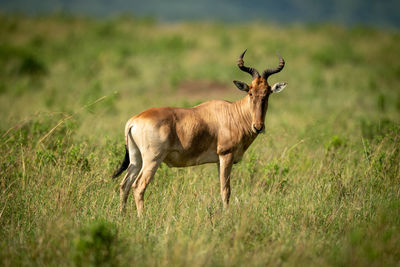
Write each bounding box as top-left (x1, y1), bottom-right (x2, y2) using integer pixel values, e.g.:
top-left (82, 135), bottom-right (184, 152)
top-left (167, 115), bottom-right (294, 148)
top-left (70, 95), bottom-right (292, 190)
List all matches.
top-left (237, 49), bottom-right (260, 79)
top-left (262, 52), bottom-right (285, 80)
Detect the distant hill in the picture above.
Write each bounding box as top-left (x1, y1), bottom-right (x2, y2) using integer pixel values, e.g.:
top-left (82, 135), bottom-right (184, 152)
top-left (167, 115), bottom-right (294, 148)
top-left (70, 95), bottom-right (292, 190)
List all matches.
top-left (1, 0), bottom-right (399, 28)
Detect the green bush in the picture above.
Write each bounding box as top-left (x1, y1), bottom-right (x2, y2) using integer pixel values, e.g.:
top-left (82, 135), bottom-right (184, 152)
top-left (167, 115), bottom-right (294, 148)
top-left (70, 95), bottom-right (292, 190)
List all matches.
top-left (73, 219), bottom-right (120, 267)
top-left (360, 118), bottom-right (398, 141)
top-left (18, 54), bottom-right (46, 75)
top-left (0, 44), bottom-right (46, 76)
top-left (325, 135), bottom-right (346, 152)
top-left (66, 144), bottom-right (91, 172)
top-left (36, 149), bottom-right (57, 166)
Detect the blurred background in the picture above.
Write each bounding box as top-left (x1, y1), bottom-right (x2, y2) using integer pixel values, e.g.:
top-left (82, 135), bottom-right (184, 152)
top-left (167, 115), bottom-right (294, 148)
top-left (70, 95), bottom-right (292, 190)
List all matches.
top-left (1, 0), bottom-right (400, 28)
top-left (0, 1), bottom-right (399, 266)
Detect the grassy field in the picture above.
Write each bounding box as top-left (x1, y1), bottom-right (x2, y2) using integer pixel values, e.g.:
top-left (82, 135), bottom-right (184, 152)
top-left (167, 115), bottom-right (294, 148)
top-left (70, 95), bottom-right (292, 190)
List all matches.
top-left (0, 14), bottom-right (399, 266)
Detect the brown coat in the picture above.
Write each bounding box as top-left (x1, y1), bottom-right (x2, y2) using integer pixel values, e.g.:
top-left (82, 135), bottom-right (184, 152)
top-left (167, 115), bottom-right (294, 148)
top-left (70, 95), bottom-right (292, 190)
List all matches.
top-left (125, 97), bottom-right (256, 168)
top-left (114, 50), bottom-right (287, 217)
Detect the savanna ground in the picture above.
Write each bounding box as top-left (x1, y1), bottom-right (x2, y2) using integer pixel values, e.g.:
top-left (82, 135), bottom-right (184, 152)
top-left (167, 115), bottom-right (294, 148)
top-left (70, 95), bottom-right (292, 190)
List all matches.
top-left (0, 14), bottom-right (399, 266)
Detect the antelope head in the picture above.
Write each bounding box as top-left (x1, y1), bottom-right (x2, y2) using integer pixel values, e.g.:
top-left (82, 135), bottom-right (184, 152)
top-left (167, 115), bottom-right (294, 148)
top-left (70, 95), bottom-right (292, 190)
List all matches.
top-left (233, 49), bottom-right (287, 134)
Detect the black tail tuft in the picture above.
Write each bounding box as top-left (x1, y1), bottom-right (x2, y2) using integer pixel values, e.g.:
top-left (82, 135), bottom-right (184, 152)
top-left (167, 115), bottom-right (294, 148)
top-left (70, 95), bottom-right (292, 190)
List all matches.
top-left (112, 145), bottom-right (130, 179)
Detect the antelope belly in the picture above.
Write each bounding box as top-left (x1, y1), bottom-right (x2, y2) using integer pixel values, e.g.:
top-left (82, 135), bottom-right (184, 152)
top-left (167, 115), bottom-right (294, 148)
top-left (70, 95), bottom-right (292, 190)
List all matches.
top-left (163, 149), bottom-right (219, 167)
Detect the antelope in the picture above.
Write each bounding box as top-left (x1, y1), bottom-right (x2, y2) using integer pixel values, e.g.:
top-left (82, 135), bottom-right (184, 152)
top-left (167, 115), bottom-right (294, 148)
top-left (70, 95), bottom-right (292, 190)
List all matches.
top-left (113, 50), bottom-right (287, 216)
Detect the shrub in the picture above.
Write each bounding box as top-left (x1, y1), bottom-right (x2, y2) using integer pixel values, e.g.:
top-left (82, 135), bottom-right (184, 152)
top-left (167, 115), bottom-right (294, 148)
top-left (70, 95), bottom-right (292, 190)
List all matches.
top-left (66, 144), bottom-right (90, 172)
top-left (36, 149), bottom-right (57, 166)
top-left (360, 118), bottom-right (398, 141)
top-left (18, 54), bottom-right (46, 75)
top-left (0, 44), bottom-right (47, 76)
top-left (73, 219), bottom-right (120, 267)
top-left (325, 135), bottom-right (346, 152)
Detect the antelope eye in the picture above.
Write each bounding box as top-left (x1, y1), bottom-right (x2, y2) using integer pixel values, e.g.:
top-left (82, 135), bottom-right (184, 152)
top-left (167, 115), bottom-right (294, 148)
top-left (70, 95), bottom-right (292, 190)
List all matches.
top-left (249, 92), bottom-right (253, 97)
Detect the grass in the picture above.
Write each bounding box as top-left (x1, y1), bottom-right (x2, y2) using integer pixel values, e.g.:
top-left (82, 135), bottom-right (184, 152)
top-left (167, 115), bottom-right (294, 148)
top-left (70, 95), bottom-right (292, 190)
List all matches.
top-left (0, 14), bottom-right (399, 266)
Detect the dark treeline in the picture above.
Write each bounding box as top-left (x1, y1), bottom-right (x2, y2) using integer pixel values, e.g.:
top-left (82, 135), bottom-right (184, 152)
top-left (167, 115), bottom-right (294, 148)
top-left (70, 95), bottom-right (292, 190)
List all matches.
top-left (1, 0), bottom-right (399, 28)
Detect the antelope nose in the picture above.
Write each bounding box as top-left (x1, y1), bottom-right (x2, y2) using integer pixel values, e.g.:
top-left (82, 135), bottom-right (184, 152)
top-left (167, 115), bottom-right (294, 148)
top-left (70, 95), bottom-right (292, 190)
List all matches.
top-left (253, 124), bottom-right (264, 134)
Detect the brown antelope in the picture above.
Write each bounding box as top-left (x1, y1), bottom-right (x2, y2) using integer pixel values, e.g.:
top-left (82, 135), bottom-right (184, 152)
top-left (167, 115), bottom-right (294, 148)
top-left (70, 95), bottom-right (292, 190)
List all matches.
top-left (113, 50), bottom-right (287, 216)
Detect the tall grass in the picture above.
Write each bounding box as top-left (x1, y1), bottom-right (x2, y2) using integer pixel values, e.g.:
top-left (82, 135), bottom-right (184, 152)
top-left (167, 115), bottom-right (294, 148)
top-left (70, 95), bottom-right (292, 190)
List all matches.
top-left (0, 15), bottom-right (399, 266)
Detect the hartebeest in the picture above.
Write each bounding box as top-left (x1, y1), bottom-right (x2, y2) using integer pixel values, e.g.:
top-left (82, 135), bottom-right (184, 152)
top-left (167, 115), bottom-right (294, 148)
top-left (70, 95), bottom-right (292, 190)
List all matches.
top-left (113, 50), bottom-right (287, 216)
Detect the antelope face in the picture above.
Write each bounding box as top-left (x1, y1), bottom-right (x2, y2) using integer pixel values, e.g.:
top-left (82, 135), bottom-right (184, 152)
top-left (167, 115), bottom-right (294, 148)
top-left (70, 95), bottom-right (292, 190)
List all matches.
top-left (233, 50), bottom-right (287, 134)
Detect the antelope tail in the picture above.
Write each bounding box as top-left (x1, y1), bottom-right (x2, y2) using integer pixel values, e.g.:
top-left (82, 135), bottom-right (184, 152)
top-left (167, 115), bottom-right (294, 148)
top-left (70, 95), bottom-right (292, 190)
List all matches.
top-left (112, 145), bottom-right (129, 179)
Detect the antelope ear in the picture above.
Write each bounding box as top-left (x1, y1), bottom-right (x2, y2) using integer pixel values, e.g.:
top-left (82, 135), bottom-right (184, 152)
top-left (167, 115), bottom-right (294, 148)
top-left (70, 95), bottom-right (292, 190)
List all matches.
top-left (271, 82), bottom-right (287, 93)
top-left (233, 80), bottom-right (249, 92)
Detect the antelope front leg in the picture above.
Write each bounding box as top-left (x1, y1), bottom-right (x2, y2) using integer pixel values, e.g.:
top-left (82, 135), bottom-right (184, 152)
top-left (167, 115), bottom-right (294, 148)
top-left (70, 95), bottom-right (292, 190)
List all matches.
top-left (218, 153), bottom-right (233, 209)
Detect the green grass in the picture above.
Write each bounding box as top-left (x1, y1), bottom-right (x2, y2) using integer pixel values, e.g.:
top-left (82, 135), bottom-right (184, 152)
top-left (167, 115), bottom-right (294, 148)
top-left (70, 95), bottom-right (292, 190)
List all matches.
top-left (0, 14), bottom-right (399, 266)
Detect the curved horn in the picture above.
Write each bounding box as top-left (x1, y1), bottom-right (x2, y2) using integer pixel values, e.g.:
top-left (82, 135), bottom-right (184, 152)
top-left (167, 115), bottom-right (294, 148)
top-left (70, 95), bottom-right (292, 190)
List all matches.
top-left (262, 52), bottom-right (285, 80)
top-left (237, 49), bottom-right (260, 79)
